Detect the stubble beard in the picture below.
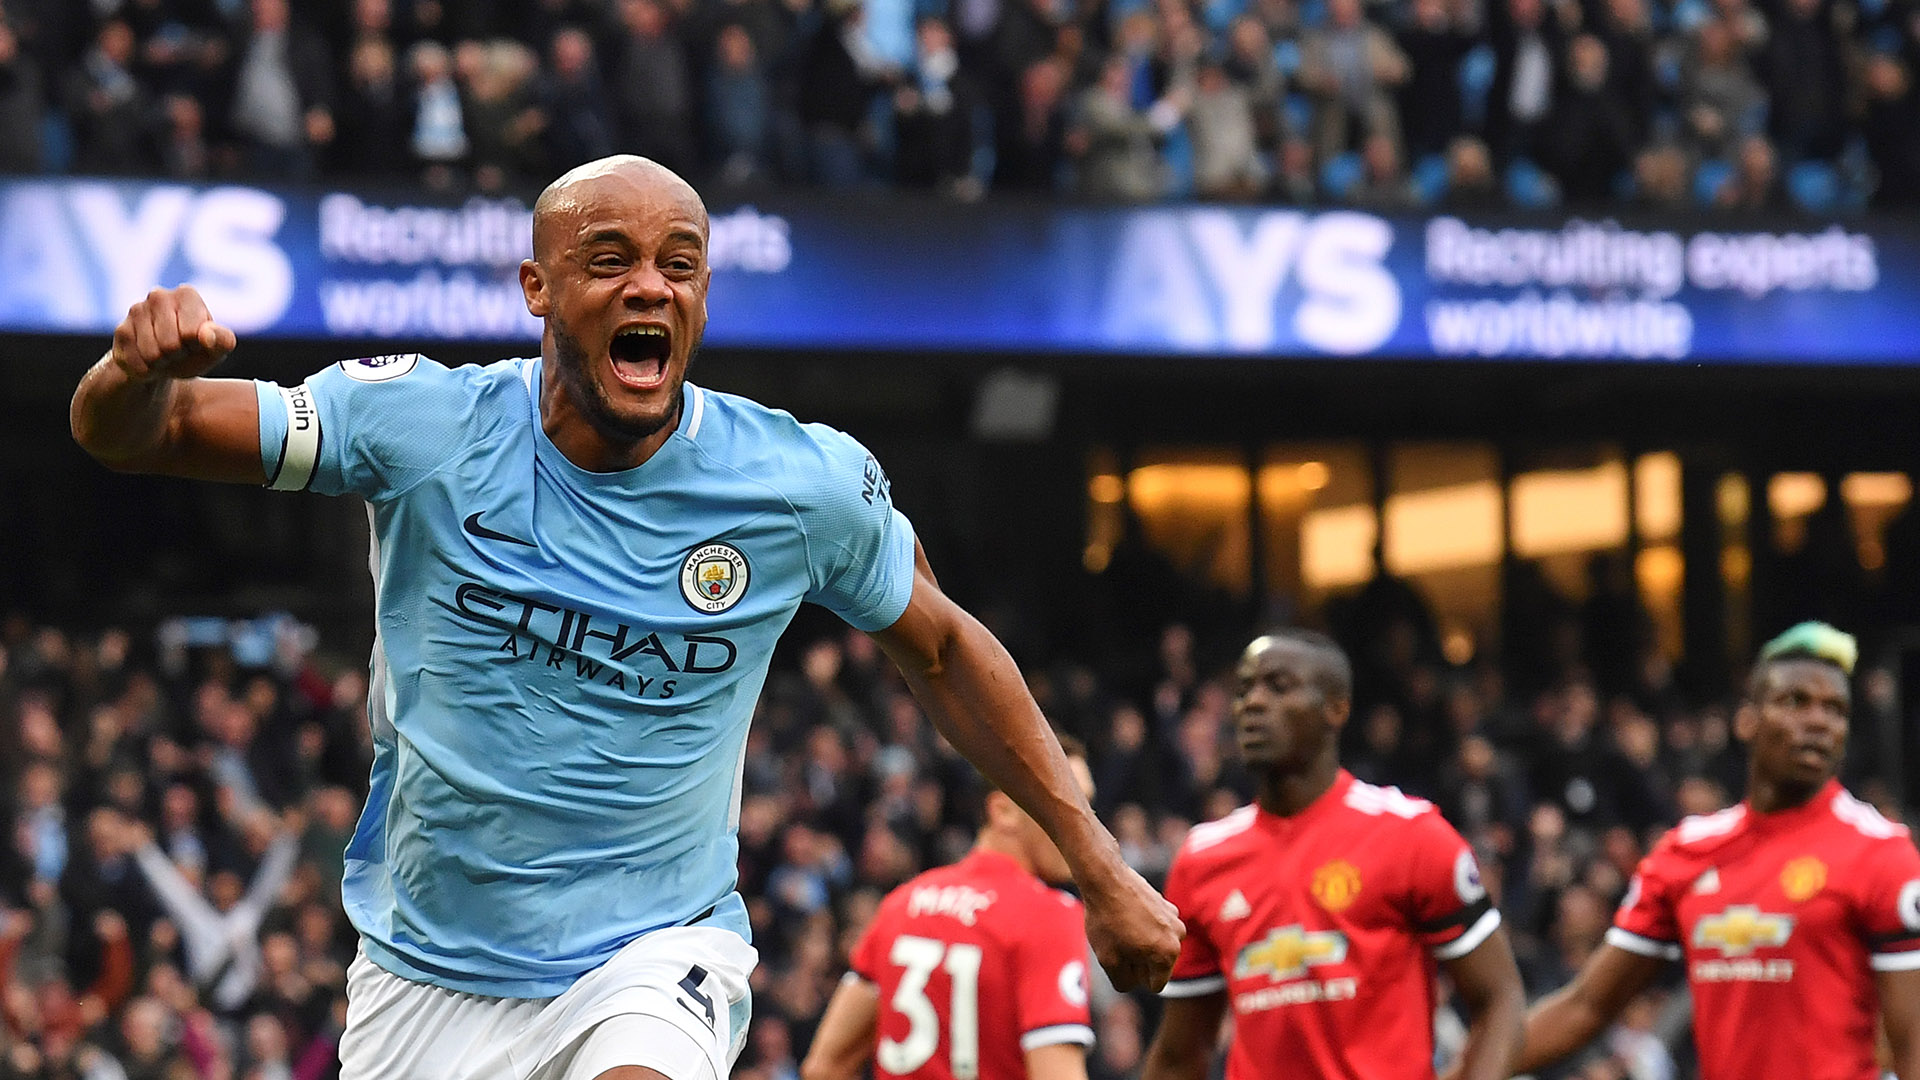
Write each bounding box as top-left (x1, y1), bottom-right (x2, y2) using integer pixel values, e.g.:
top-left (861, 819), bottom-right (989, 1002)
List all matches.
top-left (551, 318), bottom-right (688, 447)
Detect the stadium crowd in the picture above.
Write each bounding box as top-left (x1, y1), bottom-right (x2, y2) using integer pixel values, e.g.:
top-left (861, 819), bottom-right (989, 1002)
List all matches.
top-left (0, 0), bottom-right (1914, 209)
top-left (0, 564), bottom-right (1906, 1080)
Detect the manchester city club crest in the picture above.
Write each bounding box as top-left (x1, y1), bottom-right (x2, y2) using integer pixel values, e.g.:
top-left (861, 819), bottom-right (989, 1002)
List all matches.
top-left (680, 541), bottom-right (751, 614)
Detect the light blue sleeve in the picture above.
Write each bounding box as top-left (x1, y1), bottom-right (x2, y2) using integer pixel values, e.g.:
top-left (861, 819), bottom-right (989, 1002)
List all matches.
top-left (796, 427), bottom-right (917, 632)
top-left (255, 380), bottom-right (286, 480)
top-left (265, 353), bottom-right (468, 501)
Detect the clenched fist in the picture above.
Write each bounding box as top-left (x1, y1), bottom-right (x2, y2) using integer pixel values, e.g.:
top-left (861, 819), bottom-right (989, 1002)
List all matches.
top-left (1082, 861), bottom-right (1185, 992)
top-left (110, 285), bottom-right (237, 382)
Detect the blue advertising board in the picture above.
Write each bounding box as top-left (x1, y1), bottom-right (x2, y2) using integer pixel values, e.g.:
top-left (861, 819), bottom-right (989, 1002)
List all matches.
top-left (0, 178), bottom-right (1914, 363)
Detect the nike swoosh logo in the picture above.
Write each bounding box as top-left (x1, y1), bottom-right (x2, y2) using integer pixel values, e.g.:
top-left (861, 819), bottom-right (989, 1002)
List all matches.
top-left (463, 512), bottom-right (535, 547)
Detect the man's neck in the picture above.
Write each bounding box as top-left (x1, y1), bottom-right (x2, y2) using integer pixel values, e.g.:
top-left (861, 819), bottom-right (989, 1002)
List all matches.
top-left (973, 831), bottom-right (1037, 876)
top-left (1254, 756), bottom-right (1342, 817)
top-left (1747, 773), bottom-right (1827, 815)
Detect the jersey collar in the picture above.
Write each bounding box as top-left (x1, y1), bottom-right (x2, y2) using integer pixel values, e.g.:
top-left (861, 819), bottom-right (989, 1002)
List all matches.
top-left (1253, 768), bottom-right (1355, 833)
top-left (1743, 778), bottom-right (1843, 831)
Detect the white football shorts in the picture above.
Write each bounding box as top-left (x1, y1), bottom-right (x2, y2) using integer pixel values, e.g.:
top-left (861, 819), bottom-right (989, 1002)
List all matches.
top-left (338, 925), bottom-right (757, 1080)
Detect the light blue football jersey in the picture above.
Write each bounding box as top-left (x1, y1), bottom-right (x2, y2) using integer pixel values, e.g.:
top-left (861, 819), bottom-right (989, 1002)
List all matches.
top-left (254, 353), bottom-right (915, 997)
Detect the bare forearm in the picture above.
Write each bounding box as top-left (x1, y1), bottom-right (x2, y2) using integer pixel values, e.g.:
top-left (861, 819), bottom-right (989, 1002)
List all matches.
top-left (891, 614), bottom-right (1118, 880)
top-left (1453, 987), bottom-right (1525, 1080)
top-left (1515, 987), bottom-right (1609, 1072)
top-left (71, 352), bottom-right (176, 464)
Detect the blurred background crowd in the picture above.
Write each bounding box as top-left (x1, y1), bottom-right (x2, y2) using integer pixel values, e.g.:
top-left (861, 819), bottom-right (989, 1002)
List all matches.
top-left (1, 565), bottom-right (1897, 1080)
top-left (0, 0), bottom-right (1915, 211)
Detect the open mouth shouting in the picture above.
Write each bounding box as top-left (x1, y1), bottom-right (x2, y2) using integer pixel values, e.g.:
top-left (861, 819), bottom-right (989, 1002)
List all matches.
top-left (609, 324), bottom-right (672, 391)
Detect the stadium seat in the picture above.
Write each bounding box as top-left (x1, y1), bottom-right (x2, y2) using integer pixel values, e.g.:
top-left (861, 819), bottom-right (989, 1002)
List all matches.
top-left (1787, 160), bottom-right (1840, 214)
top-left (1273, 39), bottom-right (1302, 78)
top-left (39, 111), bottom-right (72, 174)
top-left (1504, 157), bottom-right (1561, 208)
top-left (1694, 159), bottom-right (1733, 205)
top-left (1164, 124), bottom-right (1196, 198)
top-left (1459, 46), bottom-right (1496, 129)
top-left (1411, 154), bottom-right (1450, 205)
top-left (1320, 151), bottom-right (1364, 200)
top-left (1284, 93), bottom-right (1313, 138)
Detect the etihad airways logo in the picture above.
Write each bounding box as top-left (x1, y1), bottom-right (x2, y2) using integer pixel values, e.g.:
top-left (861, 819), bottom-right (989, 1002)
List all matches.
top-left (1234, 926), bottom-right (1348, 982)
top-left (450, 580), bottom-right (738, 700)
top-left (1692, 906), bottom-right (1794, 957)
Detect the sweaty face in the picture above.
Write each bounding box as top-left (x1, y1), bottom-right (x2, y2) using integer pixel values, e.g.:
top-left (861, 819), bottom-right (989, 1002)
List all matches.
top-left (1742, 659), bottom-right (1849, 791)
top-left (1233, 638), bottom-right (1342, 772)
top-left (533, 170), bottom-right (710, 449)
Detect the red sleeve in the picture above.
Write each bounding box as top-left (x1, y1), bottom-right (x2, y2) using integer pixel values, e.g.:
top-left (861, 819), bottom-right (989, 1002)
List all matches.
top-left (1854, 833), bottom-right (1920, 972)
top-left (1607, 833), bottom-right (1685, 961)
top-left (1400, 810), bottom-right (1500, 960)
top-left (1161, 845), bottom-right (1225, 998)
top-left (1012, 892), bottom-right (1095, 1051)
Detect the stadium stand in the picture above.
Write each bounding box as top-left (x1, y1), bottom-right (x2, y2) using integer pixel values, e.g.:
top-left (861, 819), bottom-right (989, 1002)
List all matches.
top-left (1, 569), bottom-right (1898, 1077)
top-left (0, 0), bottom-right (1913, 207)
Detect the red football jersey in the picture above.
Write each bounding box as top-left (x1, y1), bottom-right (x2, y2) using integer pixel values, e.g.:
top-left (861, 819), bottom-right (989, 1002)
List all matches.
top-left (1610, 780), bottom-right (1920, 1080)
top-left (850, 849), bottom-right (1094, 1080)
top-left (1162, 771), bottom-right (1499, 1080)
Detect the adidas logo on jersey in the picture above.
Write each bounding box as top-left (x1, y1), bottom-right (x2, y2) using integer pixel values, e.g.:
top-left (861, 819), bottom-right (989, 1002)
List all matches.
top-left (1693, 868), bottom-right (1721, 895)
top-left (1220, 889), bottom-right (1252, 921)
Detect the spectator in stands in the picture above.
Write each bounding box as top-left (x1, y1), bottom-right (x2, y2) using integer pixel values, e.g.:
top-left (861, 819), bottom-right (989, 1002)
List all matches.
top-left (709, 23), bottom-right (772, 185)
top-left (158, 92), bottom-right (211, 178)
top-left (1595, 0), bottom-right (1658, 145)
top-left (1716, 131), bottom-right (1783, 208)
top-left (891, 17), bottom-right (987, 198)
top-left (224, 0), bottom-right (334, 180)
top-left (1070, 54), bottom-right (1177, 201)
top-left (1546, 34), bottom-right (1638, 201)
top-left (1486, 0), bottom-right (1561, 165)
top-left (1350, 130), bottom-right (1419, 207)
top-left (1863, 51), bottom-right (1920, 206)
top-left (334, 37), bottom-right (411, 177)
top-left (1298, 0), bottom-right (1408, 166)
top-left (1396, 0), bottom-right (1475, 160)
top-left (1441, 134), bottom-right (1503, 208)
top-left (407, 39), bottom-right (467, 189)
top-left (800, 0), bottom-right (889, 187)
top-left (1682, 17), bottom-right (1765, 161)
top-left (992, 55), bottom-right (1070, 191)
top-left (538, 26), bottom-right (616, 171)
top-left (1630, 141), bottom-right (1693, 208)
top-left (1187, 57), bottom-right (1266, 199)
top-left (611, 0), bottom-right (696, 175)
top-left (1760, 0), bottom-right (1847, 160)
top-left (0, 17), bottom-right (41, 173)
top-left (1223, 15), bottom-right (1288, 155)
top-left (66, 19), bottom-right (152, 174)
top-left (461, 39), bottom-right (546, 193)
top-left (130, 810), bottom-right (299, 1014)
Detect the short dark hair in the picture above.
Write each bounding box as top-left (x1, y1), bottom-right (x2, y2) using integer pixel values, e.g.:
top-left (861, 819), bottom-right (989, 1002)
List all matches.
top-left (1252, 628), bottom-right (1353, 703)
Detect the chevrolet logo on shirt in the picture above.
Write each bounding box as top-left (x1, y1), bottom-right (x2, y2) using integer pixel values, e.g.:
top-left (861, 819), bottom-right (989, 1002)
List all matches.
top-left (1235, 926), bottom-right (1348, 982)
top-left (1692, 906), bottom-right (1794, 957)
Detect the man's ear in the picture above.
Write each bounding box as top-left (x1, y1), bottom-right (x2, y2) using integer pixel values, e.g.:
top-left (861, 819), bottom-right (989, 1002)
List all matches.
top-left (521, 260), bottom-right (550, 317)
top-left (1733, 701), bottom-right (1758, 744)
top-left (1326, 696), bottom-right (1353, 733)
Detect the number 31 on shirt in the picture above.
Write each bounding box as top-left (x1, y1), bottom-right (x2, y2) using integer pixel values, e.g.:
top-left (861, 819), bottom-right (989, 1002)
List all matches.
top-left (879, 935), bottom-right (984, 1079)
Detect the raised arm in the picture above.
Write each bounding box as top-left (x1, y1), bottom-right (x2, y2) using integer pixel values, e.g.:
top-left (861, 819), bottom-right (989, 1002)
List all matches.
top-left (868, 541), bottom-right (1183, 991)
top-left (1513, 942), bottom-right (1664, 1072)
top-left (70, 284), bottom-right (263, 483)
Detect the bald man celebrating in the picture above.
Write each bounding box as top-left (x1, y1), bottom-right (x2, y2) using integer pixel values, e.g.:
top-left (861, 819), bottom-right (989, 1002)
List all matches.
top-left (70, 157), bottom-right (1181, 1080)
